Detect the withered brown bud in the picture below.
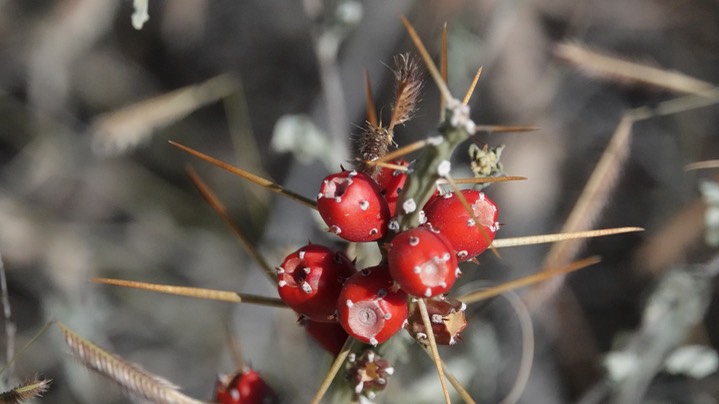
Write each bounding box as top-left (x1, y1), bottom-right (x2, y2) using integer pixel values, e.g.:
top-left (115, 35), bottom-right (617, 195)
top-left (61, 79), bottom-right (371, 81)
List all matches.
top-left (405, 295), bottom-right (468, 345)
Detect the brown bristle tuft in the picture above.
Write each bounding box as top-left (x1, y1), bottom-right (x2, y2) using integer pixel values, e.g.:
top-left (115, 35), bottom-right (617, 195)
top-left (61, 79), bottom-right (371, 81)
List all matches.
top-left (388, 53), bottom-right (423, 132)
top-left (0, 377), bottom-right (51, 403)
top-left (355, 122), bottom-right (392, 178)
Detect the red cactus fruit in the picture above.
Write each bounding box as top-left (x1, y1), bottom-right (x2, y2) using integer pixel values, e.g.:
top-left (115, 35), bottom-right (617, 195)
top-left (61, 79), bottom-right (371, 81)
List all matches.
top-left (213, 369), bottom-right (277, 404)
top-left (337, 265), bottom-right (408, 346)
top-left (388, 227), bottom-right (459, 298)
top-left (276, 244), bottom-right (356, 322)
top-left (299, 316), bottom-right (349, 357)
top-left (375, 160), bottom-right (409, 217)
top-left (317, 170), bottom-right (390, 242)
top-left (405, 295), bottom-right (468, 345)
top-left (423, 189), bottom-right (499, 261)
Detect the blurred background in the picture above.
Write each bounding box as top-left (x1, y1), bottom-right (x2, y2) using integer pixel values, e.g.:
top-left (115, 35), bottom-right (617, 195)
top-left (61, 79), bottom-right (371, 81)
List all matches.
top-left (0, 0), bottom-right (718, 402)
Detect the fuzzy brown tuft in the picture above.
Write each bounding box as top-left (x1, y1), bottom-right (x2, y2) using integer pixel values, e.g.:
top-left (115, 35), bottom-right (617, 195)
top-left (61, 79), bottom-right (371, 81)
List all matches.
top-left (0, 377), bottom-right (51, 403)
top-left (388, 53), bottom-right (423, 131)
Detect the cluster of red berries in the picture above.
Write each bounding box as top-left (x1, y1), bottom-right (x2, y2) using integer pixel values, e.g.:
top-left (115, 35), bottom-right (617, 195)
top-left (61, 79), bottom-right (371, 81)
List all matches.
top-left (276, 163), bottom-right (500, 350)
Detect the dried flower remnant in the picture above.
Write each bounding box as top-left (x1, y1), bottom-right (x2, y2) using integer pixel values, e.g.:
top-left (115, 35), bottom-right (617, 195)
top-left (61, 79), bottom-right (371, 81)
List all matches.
top-left (346, 349), bottom-right (394, 400)
top-left (469, 143), bottom-right (505, 180)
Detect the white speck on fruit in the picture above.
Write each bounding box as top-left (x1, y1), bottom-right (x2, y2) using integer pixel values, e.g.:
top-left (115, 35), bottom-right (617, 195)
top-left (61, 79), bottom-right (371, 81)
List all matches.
top-left (346, 300), bottom-right (354, 308)
top-left (369, 228), bottom-right (379, 236)
top-left (278, 280), bottom-right (287, 287)
top-left (301, 282), bottom-right (312, 293)
top-left (467, 218), bottom-right (476, 227)
top-left (231, 389), bottom-right (240, 400)
top-left (442, 252), bottom-right (451, 261)
top-left (367, 350), bottom-right (375, 362)
top-left (317, 193), bottom-right (323, 199)
top-left (439, 281), bottom-right (447, 288)
top-left (419, 210), bottom-right (427, 224)
top-left (437, 160), bottom-right (451, 177)
top-left (409, 236), bottom-right (420, 246)
top-left (457, 250), bottom-right (468, 259)
top-left (334, 196), bottom-right (342, 203)
top-left (369, 337), bottom-right (378, 346)
top-left (460, 302), bottom-right (467, 312)
top-left (348, 170), bottom-right (358, 178)
top-left (385, 367), bottom-right (395, 375)
top-left (442, 192), bottom-right (453, 199)
top-left (424, 288), bottom-right (432, 297)
top-left (298, 250), bottom-right (306, 259)
top-left (384, 313), bottom-right (391, 319)
top-left (431, 314), bottom-right (444, 323)
top-left (388, 220), bottom-right (400, 231)
top-left (276, 267), bottom-right (285, 274)
top-left (377, 378), bottom-right (386, 385)
top-left (303, 266), bottom-right (311, 274)
top-left (427, 136), bottom-right (443, 145)
top-left (359, 200), bottom-right (369, 210)
top-left (377, 288), bottom-right (387, 298)
top-left (330, 225), bottom-right (341, 234)
top-left (455, 268), bottom-right (462, 277)
top-left (413, 266), bottom-right (421, 274)
top-left (402, 198), bottom-right (417, 214)
top-left (479, 192), bottom-right (486, 201)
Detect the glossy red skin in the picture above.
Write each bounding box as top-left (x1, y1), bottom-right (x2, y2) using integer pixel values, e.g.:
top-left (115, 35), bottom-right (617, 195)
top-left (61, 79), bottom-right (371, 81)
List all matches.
top-left (301, 318), bottom-right (349, 356)
top-left (388, 227), bottom-right (458, 297)
top-left (375, 160), bottom-right (409, 217)
top-left (423, 190), bottom-right (499, 261)
top-left (317, 170), bottom-right (390, 242)
top-left (214, 369), bottom-right (276, 404)
top-left (277, 244), bottom-right (356, 322)
top-left (337, 265), bottom-right (408, 346)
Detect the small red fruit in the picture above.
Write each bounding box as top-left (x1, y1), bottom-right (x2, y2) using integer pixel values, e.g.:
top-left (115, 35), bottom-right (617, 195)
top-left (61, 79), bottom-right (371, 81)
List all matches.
top-left (388, 227), bottom-right (459, 297)
top-left (337, 265), bottom-right (408, 346)
top-left (375, 160), bottom-right (409, 217)
top-left (213, 369), bottom-right (277, 404)
top-left (277, 244), bottom-right (356, 322)
top-left (317, 170), bottom-right (390, 242)
top-left (423, 189), bottom-right (499, 261)
top-left (299, 317), bottom-right (349, 356)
